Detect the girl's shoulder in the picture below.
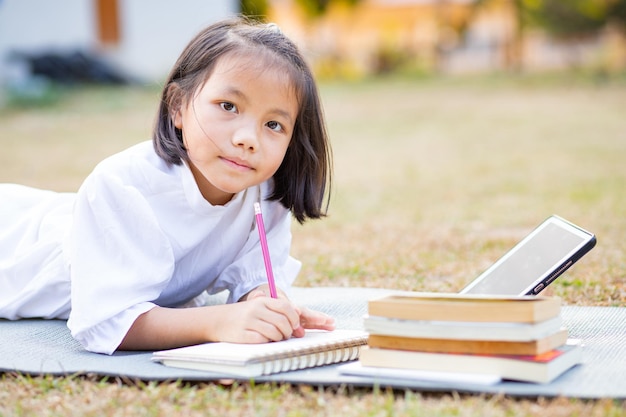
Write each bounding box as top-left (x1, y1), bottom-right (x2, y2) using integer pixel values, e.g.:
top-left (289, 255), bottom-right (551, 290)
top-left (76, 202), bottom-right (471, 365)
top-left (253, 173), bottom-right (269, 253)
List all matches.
top-left (95, 141), bottom-right (162, 171)
top-left (82, 141), bottom-right (182, 194)
top-left (97, 141), bottom-right (174, 174)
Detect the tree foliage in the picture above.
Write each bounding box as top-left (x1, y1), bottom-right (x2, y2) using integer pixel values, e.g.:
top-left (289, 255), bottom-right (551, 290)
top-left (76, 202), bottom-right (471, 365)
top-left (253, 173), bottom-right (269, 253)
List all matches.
top-left (523, 0), bottom-right (626, 37)
top-left (294, 0), bottom-right (363, 18)
top-left (240, 0), bottom-right (270, 20)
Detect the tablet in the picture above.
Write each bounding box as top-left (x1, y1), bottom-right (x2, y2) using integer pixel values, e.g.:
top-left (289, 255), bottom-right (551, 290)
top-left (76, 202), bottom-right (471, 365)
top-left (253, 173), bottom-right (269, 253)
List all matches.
top-left (460, 215), bottom-right (596, 296)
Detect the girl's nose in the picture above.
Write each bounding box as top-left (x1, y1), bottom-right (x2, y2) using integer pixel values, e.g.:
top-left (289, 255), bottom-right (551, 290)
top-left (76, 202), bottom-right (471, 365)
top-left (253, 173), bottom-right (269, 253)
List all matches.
top-left (232, 120), bottom-right (259, 151)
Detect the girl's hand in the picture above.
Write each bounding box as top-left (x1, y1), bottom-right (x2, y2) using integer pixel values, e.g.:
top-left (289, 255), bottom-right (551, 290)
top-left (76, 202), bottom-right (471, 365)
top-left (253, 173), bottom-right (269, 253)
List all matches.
top-left (215, 296), bottom-right (302, 343)
top-left (241, 285), bottom-right (336, 339)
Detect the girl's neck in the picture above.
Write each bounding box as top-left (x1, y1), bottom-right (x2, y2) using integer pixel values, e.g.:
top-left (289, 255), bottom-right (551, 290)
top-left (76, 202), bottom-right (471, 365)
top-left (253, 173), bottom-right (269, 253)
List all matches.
top-left (188, 162), bottom-right (234, 206)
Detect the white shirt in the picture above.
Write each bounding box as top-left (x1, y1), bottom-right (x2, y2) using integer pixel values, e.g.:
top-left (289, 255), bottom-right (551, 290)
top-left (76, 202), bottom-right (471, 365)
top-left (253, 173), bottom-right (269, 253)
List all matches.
top-left (0, 141), bottom-right (301, 354)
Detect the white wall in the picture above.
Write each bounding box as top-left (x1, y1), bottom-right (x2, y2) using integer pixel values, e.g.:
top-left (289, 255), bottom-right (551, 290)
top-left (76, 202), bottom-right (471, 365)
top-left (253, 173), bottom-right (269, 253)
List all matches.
top-left (0, 0), bottom-right (238, 86)
top-left (0, 0), bottom-right (95, 52)
top-left (114, 0), bottom-right (238, 83)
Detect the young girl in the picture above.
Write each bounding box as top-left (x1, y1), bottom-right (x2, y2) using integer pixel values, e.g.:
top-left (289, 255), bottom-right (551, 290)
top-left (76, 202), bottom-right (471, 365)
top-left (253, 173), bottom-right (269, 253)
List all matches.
top-left (0, 18), bottom-right (335, 355)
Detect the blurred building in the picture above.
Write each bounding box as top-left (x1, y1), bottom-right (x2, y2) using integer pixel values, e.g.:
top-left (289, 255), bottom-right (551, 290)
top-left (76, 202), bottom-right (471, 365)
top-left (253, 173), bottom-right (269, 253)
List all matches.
top-left (269, 0), bottom-right (489, 76)
top-left (268, 0), bottom-right (626, 77)
top-left (0, 0), bottom-right (238, 86)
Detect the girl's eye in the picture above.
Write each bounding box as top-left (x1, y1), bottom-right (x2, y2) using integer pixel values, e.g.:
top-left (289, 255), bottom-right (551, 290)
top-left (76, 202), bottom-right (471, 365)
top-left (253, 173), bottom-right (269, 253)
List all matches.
top-left (220, 102), bottom-right (237, 113)
top-left (266, 120), bottom-right (283, 132)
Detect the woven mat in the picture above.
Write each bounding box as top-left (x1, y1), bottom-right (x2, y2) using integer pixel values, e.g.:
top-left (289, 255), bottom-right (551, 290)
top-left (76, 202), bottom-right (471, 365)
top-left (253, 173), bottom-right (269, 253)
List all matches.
top-left (0, 287), bottom-right (624, 399)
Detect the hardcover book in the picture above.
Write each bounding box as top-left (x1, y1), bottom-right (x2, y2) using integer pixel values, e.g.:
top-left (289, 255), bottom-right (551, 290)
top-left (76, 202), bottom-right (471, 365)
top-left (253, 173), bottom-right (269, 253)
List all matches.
top-left (359, 340), bottom-right (582, 384)
top-left (368, 293), bottom-right (561, 323)
top-left (364, 315), bottom-right (563, 342)
top-left (367, 328), bottom-right (569, 356)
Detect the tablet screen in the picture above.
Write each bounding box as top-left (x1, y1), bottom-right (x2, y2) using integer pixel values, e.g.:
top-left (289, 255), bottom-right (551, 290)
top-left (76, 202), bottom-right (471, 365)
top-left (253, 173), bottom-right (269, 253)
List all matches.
top-left (460, 216), bottom-right (595, 295)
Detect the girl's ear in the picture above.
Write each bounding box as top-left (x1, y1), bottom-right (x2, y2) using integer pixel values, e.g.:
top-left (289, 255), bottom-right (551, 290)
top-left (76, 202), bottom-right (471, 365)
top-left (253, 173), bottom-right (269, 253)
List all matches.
top-left (173, 108), bottom-right (183, 129)
top-left (166, 83), bottom-right (184, 129)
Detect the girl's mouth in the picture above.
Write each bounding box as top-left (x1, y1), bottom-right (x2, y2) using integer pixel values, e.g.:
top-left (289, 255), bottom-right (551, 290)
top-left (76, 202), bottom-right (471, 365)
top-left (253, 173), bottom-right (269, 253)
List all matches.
top-left (221, 156), bottom-right (252, 171)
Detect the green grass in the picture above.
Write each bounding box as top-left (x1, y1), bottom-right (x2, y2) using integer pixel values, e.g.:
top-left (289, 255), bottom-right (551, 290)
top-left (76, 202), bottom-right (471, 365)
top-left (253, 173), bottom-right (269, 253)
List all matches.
top-left (1, 74), bottom-right (625, 415)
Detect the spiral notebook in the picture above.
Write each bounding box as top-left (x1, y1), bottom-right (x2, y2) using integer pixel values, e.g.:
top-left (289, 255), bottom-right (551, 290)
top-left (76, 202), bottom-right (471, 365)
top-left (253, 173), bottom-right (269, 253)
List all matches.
top-left (151, 330), bottom-right (368, 378)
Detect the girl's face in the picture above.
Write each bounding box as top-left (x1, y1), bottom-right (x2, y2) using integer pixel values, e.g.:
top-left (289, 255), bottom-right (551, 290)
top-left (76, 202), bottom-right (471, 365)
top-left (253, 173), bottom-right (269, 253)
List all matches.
top-left (174, 53), bottom-right (298, 206)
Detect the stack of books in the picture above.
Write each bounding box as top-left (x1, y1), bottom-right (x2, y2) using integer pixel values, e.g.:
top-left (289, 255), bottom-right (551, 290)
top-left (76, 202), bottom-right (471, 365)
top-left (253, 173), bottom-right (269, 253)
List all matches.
top-left (355, 293), bottom-right (582, 384)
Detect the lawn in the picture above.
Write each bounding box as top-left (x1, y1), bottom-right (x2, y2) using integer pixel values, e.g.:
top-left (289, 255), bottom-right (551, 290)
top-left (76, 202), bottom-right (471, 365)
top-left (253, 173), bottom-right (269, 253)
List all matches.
top-left (1, 74), bottom-right (625, 415)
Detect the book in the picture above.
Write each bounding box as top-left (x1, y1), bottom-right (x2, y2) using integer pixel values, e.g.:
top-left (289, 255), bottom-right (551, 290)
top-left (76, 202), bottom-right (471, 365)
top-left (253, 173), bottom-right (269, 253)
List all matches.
top-left (364, 315), bottom-right (563, 342)
top-left (152, 329), bottom-right (368, 378)
top-left (368, 293), bottom-right (561, 323)
top-left (337, 362), bottom-right (501, 386)
top-left (359, 340), bottom-right (583, 384)
top-left (367, 328), bottom-right (569, 356)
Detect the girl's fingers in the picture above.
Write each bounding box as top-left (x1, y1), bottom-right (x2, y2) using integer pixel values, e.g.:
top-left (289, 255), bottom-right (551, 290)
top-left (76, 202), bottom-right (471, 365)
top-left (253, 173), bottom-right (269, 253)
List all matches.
top-left (260, 298), bottom-right (301, 331)
top-left (299, 306), bottom-right (336, 330)
top-left (245, 321), bottom-right (288, 342)
top-left (248, 298), bottom-right (299, 340)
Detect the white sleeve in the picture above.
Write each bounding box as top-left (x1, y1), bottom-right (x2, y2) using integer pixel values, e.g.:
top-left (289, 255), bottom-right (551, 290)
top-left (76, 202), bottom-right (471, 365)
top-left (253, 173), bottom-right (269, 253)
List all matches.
top-left (214, 200), bottom-right (301, 303)
top-left (67, 171), bottom-right (175, 354)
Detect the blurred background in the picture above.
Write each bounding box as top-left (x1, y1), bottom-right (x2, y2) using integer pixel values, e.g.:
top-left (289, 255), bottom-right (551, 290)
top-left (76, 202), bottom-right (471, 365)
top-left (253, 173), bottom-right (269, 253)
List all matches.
top-left (0, 0), bottom-right (624, 100)
top-left (0, 1), bottom-right (624, 301)
top-left (262, 0), bottom-right (626, 79)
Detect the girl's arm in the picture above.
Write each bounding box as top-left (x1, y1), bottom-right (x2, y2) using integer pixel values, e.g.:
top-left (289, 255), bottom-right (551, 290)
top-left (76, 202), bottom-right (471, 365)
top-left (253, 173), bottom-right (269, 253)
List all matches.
top-left (118, 296), bottom-right (302, 351)
top-left (119, 287), bottom-right (336, 351)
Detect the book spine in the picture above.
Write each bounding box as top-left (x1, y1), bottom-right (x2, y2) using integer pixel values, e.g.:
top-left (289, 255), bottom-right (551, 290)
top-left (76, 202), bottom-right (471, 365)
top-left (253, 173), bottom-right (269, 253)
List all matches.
top-left (363, 316), bottom-right (563, 341)
top-left (368, 299), bottom-right (560, 323)
top-left (367, 329), bottom-right (568, 356)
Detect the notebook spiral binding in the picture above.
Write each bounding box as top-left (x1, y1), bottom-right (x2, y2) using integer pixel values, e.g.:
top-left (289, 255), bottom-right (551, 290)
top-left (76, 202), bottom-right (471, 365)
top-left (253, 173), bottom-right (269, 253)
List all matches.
top-left (258, 337), bottom-right (366, 375)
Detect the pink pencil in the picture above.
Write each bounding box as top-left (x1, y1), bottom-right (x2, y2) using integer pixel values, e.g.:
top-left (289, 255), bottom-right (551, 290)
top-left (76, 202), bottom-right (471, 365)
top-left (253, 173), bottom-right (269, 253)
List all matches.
top-left (254, 202), bottom-right (278, 298)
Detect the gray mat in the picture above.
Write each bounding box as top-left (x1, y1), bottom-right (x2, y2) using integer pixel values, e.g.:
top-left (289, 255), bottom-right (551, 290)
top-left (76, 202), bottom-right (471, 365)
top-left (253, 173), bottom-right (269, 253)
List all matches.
top-left (1, 287), bottom-right (624, 399)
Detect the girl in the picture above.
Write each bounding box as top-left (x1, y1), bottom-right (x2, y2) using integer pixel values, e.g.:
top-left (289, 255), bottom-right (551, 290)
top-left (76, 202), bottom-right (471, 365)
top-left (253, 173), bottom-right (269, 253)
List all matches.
top-left (0, 18), bottom-right (335, 354)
